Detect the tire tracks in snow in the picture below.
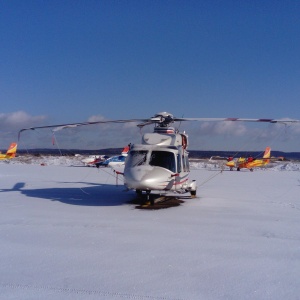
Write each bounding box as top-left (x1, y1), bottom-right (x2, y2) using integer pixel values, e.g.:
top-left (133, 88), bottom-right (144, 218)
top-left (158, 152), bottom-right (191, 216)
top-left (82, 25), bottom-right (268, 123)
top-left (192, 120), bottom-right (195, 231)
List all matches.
top-left (1, 283), bottom-right (184, 300)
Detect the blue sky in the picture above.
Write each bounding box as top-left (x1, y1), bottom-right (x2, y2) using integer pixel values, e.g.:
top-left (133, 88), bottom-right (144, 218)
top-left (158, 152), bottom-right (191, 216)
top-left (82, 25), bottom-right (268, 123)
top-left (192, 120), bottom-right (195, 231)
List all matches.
top-left (1, 0), bottom-right (300, 152)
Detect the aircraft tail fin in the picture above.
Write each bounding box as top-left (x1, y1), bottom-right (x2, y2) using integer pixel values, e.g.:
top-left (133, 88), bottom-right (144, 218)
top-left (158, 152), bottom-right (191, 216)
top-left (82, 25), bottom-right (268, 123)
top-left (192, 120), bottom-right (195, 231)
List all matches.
top-left (5, 142), bottom-right (18, 158)
top-left (121, 145), bottom-right (130, 156)
top-left (263, 146), bottom-right (271, 164)
top-left (263, 147), bottom-right (271, 159)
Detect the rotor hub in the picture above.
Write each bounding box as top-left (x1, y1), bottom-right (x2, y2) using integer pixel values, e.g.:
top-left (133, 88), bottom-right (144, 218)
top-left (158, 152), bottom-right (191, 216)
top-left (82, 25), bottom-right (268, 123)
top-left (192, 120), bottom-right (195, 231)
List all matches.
top-left (152, 112), bottom-right (174, 127)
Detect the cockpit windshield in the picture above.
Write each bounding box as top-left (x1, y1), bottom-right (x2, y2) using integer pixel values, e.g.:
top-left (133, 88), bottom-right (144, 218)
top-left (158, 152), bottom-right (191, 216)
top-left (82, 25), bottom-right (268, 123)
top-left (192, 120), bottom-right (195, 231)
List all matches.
top-left (127, 150), bottom-right (148, 167)
top-left (127, 150), bottom-right (176, 172)
top-left (150, 151), bottom-right (176, 173)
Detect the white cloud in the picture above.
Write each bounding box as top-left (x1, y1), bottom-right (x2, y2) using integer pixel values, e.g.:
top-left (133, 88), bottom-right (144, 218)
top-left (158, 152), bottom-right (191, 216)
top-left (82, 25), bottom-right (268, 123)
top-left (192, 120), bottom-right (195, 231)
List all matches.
top-left (186, 121), bottom-right (248, 137)
top-left (44, 114), bottom-right (143, 150)
top-left (0, 111), bottom-right (48, 148)
top-left (0, 111), bottom-right (47, 130)
top-left (87, 115), bottom-right (107, 122)
top-left (289, 123), bottom-right (300, 134)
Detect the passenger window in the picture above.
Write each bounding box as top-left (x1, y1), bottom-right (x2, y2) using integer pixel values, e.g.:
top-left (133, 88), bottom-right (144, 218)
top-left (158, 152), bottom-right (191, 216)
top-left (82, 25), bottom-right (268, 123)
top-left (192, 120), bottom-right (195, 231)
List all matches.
top-left (185, 156), bottom-right (190, 172)
top-left (177, 154), bottom-right (181, 173)
top-left (182, 155), bottom-right (186, 172)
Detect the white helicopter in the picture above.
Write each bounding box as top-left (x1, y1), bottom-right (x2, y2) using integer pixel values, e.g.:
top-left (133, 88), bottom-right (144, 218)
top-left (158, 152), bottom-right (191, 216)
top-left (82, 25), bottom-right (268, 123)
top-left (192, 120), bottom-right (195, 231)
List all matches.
top-left (123, 120), bottom-right (195, 203)
top-left (18, 112), bottom-right (300, 205)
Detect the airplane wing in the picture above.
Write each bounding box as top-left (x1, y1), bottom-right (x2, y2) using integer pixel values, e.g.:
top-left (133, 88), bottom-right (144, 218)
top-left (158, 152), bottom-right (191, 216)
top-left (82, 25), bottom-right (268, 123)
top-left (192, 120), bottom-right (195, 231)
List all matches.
top-left (209, 156), bottom-right (228, 161)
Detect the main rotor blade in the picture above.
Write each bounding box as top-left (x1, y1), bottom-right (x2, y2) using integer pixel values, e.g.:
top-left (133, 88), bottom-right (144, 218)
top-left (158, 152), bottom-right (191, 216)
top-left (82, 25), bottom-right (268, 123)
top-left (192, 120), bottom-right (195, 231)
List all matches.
top-left (18, 114), bottom-right (300, 141)
top-left (173, 117), bottom-right (300, 124)
top-left (18, 118), bottom-right (150, 139)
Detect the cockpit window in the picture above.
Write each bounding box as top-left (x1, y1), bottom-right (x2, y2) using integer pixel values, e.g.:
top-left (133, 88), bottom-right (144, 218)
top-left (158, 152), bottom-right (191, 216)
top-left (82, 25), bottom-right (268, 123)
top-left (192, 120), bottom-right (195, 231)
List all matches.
top-left (150, 151), bottom-right (176, 173)
top-left (127, 150), bottom-right (148, 167)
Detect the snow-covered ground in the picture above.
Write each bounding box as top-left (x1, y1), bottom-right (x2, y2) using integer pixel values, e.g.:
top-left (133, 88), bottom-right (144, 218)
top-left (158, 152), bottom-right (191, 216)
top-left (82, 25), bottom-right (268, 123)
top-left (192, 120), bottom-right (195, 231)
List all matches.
top-left (1, 156), bottom-right (300, 299)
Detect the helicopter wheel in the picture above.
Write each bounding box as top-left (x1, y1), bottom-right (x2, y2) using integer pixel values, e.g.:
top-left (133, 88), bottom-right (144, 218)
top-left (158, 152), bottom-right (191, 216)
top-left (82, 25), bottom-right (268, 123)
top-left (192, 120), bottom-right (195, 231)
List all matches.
top-left (145, 190), bottom-right (154, 206)
top-left (136, 189), bottom-right (142, 196)
top-left (190, 190), bottom-right (196, 198)
top-left (135, 189), bottom-right (144, 205)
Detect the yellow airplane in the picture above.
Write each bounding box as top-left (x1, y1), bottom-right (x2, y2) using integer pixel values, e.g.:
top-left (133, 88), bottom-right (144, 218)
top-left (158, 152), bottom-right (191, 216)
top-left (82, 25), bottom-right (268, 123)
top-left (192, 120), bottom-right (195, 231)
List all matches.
top-left (226, 147), bottom-right (271, 171)
top-left (0, 142), bottom-right (18, 160)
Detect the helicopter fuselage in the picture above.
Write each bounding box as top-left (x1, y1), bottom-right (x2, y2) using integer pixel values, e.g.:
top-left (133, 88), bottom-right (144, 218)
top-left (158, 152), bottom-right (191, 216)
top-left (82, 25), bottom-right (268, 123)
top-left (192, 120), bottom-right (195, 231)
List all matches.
top-left (123, 127), bottom-right (196, 196)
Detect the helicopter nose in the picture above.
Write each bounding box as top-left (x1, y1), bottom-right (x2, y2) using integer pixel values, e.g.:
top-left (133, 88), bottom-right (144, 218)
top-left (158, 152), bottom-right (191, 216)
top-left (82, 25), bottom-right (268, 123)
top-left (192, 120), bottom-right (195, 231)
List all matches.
top-left (124, 166), bottom-right (173, 190)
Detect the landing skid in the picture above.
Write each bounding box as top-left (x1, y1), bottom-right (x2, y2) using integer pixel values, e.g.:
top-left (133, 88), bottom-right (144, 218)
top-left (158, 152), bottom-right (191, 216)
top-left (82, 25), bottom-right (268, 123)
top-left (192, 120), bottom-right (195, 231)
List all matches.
top-left (131, 191), bottom-right (192, 209)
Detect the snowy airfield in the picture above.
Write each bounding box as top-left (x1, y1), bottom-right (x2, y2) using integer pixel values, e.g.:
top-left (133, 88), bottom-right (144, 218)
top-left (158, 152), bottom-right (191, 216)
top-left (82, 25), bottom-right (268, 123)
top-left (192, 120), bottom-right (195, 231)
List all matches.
top-left (1, 156), bottom-right (300, 300)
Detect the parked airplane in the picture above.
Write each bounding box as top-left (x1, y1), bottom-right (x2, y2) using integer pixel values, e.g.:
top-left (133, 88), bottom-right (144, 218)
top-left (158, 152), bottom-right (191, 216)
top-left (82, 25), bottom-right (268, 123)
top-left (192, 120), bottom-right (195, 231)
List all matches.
top-left (96, 155), bottom-right (126, 168)
top-left (210, 147), bottom-right (272, 171)
top-left (231, 147), bottom-right (271, 171)
top-left (0, 142), bottom-right (18, 160)
top-left (81, 154), bottom-right (109, 166)
top-left (95, 145), bottom-right (130, 168)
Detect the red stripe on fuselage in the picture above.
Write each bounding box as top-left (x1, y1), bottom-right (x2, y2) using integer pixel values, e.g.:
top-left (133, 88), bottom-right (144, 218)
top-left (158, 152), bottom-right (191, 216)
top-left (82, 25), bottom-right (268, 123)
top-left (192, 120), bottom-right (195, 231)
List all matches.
top-left (174, 175), bottom-right (189, 186)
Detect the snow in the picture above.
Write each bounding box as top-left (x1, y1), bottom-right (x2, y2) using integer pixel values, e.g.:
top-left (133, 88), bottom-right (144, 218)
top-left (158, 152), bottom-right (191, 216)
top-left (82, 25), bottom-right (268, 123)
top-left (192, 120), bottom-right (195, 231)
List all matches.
top-left (1, 156), bottom-right (300, 299)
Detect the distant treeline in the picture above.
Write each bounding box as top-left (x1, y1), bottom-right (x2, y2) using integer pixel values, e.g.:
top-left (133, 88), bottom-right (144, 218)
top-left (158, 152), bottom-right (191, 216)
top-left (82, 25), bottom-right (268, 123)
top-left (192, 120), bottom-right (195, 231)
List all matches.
top-left (189, 150), bottom-right (300, 160)
top-left (16, 148), bottom-right (300, 160)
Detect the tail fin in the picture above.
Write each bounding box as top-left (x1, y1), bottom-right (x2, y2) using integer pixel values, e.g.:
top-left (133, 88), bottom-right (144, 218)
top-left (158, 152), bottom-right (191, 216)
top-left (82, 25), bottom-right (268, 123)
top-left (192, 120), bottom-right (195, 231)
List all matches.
top-left (5, 142), bottom-right (18, 158)
top-left (263, 147), bottom-right (271, 158)
top-left (263, 146), bottom-right (271, 164)
top-left (121, 145), bottom-right (130, 156)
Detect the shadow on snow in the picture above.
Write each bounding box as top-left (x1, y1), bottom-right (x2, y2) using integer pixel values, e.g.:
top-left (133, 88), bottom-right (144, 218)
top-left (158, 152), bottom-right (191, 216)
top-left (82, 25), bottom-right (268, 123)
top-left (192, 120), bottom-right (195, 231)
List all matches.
top-left (2, 181), bottom-right (135, 206)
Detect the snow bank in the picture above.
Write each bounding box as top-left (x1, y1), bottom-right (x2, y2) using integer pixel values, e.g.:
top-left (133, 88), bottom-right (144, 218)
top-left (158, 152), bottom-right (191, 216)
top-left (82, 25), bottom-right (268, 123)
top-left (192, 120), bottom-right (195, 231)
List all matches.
top-left (0, 155), bottom-right (84, 166)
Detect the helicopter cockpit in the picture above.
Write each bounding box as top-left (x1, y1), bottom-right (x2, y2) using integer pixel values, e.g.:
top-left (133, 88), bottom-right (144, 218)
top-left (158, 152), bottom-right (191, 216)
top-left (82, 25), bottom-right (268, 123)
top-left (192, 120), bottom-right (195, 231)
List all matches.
top-left (126, 149), bottom-right (176, 173)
